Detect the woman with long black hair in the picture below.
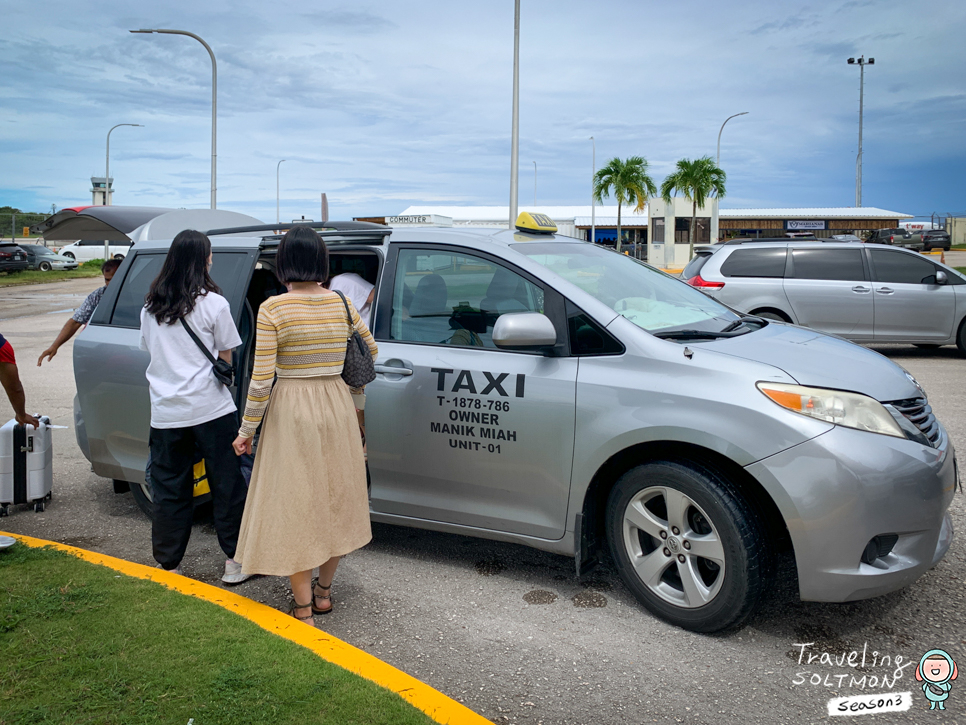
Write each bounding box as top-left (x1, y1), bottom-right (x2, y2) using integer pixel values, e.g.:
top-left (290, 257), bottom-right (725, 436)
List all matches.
top-left (139, 229), bottom-right (249, 583)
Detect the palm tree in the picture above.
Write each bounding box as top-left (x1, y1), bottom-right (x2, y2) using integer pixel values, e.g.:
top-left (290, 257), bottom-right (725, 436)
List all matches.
top-left (593, 156), bottom-right (657, 249)
top-left (660, 156), bottom-right (727, 260)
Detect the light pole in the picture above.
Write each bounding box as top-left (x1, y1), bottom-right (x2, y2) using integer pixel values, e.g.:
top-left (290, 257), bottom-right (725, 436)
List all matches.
top-left (532, 161), bottom-right (537, 207)
top-left (847, 56), bottom-right (874, 207)
top-left (590, 136), bottom-right (596, 244)
top-left (276, 160), bottom-right (286, 224)
top-left (508, 0), bottom-right (521, 228)
top-left (105, 123), bottom-right (142, 260)
top-left (131, 29), bottom-right (217, 209)
top-left (716, 112), bottom-right (748, 167)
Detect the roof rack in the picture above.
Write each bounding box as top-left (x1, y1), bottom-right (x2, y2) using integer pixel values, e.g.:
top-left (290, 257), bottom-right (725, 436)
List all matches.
top-left (205, 220), bottom-right (392, 240)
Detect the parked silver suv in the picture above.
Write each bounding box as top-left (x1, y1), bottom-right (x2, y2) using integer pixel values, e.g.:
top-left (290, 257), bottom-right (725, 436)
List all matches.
top-left (684, 239), bottom-right (966, 351)
top-left (73, 219), bottom-right (955, 632)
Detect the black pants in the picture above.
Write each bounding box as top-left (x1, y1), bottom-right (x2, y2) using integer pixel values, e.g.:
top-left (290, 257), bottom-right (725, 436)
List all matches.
top-left (149, 413), bottom-right (247, 570)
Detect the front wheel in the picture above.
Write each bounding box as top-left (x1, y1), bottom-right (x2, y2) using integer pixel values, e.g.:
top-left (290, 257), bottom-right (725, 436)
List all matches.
top-left (39, 261), bottom-right (52, 271)
top-left (606, 461), bottom-right (766, 633)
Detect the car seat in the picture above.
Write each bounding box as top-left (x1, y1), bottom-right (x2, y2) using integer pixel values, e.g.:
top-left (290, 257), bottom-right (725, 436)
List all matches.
top-left (404, 274), bottom-right (453, 343)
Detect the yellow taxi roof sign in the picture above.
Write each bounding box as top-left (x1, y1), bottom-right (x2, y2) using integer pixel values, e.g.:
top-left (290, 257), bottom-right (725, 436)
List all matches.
top-left (515, 211), bottom-right (557, 234)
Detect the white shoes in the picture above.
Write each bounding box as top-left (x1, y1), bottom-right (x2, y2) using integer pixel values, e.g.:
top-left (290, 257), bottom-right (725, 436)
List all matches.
top-left (221, 558), bottom-right (252, 585)
top-left (157, 563), bottom-right (183, 576)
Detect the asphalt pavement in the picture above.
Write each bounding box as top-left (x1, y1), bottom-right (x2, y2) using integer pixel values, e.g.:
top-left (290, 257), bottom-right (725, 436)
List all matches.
top-left (1, 283), bottom-right (963, 725)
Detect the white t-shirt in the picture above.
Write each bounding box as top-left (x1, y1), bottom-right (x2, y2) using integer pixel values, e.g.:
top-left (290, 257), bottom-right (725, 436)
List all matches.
top-left (328, 273), bottom-right (374, 320)
top-left (139, 291), bottom-right (242, 429)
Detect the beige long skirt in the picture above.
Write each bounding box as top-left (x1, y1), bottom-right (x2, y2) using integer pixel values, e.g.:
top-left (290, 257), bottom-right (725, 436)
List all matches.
top-left (235, 376), bottom-right (372, 576)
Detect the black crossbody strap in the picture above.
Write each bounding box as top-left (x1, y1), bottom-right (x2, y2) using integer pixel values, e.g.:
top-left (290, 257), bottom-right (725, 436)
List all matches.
top-left (179, 317), bottom-right (218, 364)
top-left (333, 290), bottom-right (353, 339)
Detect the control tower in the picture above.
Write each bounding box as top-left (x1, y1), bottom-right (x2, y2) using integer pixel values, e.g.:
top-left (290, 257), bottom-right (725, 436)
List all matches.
top-left (90, 176), bottom-right (113, 205)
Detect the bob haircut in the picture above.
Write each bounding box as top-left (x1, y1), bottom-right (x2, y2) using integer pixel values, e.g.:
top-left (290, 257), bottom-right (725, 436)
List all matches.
top-left (275, 226), bottom-right (329, 284)
top-left (144, 229), bottom-right (220, 324)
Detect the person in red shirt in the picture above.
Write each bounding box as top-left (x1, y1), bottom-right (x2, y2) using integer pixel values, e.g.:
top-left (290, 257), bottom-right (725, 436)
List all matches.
top-left (0, 334), bottom-right (40, 428)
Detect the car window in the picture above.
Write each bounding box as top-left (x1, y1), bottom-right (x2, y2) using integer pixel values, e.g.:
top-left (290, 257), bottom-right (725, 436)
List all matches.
top-left (110, 251), bottom-right (252, 328)
top-left (681, 253), bottom-right (710, 280)
top-left (719, 248), bottom-right (787, 278)
top-left (790, 249), bottom-right (865, 281)
top-left (389, 248), bottom-right (544, 348)
top-left (567, 302), bottom-right (623, 355)
top-left (514, 242), bottom-right (737, 333)
top-left (871, 250), bottom-right (946, 285)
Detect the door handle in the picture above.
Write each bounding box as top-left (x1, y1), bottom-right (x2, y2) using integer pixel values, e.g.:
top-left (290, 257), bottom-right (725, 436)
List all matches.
top-left (876, 287), bottom-right (895, 295)
top-left (852, 285), bottom-right (870, 293)
top-left (374, 364), bottom-right (413, 376)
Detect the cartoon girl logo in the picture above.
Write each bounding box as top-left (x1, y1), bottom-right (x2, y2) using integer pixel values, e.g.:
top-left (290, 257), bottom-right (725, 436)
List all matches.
top-left (916, 649), bottom-right (958, 711)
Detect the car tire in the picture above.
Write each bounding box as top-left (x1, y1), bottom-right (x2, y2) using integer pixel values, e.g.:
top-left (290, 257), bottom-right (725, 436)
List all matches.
top-left (129, 479), bottom-right (156, 519)
top-left (605, 460), bottom-right (766, 633)
top-left (62, 252), bottom-right (74, 260)
top-left (750, 308), bottom-right (791, 323)
top-left (957, 319), bottom-right (966, 357)
top-left (39, 261), bottom-right (52, 271)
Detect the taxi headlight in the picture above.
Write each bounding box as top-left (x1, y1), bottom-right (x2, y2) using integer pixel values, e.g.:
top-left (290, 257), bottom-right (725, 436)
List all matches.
top-left (757, 382), bottom-right (905, 438)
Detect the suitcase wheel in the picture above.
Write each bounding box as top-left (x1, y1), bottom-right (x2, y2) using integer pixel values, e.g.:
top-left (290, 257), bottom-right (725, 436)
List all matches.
top-left (34, 501), bottom-right (45, 513)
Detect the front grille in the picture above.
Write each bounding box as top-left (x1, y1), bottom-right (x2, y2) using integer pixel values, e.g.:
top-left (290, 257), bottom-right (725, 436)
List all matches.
top-left (889, 397), bottom-right (941, 446)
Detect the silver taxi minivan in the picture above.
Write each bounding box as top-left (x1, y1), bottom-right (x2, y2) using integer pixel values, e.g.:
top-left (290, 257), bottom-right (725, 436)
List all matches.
top-left (73, 216), bottom-right (956, 632)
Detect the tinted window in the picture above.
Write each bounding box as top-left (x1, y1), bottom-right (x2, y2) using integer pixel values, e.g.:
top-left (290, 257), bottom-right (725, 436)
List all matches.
top-left (790, 249), bottom-right (865, 281)
top-left (110, 251), bottom-right (251, 328)
top-left (682, 253), bottom-right (710, 280)
top-left (871, 250), bottom-right (942, 285)
top-left (720, 248), bottom-right (787, 278)
top-left (567, 302), bottom-right (623, 355)
top-left (389, 249), bottom-right (544, 348)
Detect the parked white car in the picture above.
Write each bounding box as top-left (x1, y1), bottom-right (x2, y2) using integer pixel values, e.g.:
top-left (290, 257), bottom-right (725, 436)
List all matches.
top-left (57, 239), bottom-right (133, 262)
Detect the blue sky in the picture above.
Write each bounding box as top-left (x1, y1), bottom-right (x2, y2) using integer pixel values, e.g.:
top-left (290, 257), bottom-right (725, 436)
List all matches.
top-left (2, 0), bottom-right (964, 223)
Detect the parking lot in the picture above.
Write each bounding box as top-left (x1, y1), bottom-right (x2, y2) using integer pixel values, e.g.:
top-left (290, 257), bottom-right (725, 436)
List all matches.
top-left (1, 279), bottom-right (963, 725)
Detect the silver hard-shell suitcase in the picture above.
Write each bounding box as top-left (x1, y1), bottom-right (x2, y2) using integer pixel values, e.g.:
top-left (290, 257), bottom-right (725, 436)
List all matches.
top-left (0, 416), bottom-right (53, 515)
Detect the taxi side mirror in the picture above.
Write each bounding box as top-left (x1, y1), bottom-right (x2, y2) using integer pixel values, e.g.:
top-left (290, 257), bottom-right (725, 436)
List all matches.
top-left (493, 312), bottom-right (557, 350)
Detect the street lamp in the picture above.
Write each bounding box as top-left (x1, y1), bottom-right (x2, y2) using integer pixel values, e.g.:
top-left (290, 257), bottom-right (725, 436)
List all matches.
top-left (105, 123), bottom-right (142, 260)
top-left (847, 55), bottom-right (874, 207)
top-left (508, 0), bottom-right (521, 228)
top-left (131, 28), bottom-right (217, 209)
top-left (590, 136), bottom-right (596, 244)
top-left (716, 112), bottom-right (748, 167)
top-left (276, 160), bottom-right (286, 224)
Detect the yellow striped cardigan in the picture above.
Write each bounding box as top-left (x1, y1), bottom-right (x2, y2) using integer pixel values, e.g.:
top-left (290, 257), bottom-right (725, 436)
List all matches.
top-left (238, 292), bottom-right (378, 438)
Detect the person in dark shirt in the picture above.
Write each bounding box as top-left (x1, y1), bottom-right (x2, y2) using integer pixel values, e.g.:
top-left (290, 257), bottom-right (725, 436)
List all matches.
top-left (0, 333), bottom-right (40, 427)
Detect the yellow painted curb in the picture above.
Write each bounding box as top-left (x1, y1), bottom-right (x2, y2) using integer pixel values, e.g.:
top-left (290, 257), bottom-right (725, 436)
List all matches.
top-left (2, 531), bottom-right (492, 725)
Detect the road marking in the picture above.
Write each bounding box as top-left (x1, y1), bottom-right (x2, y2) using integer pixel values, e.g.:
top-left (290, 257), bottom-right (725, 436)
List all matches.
top-left (2, 531), bottom-right (492, 725)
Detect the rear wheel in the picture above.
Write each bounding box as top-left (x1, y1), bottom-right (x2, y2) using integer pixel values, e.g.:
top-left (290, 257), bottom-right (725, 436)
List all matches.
top-left (129, 480), bottom-right (155, 519)
top-left (957, 319), bottom-right (966, 357)
top-left (606, 461), bottom-right (766, 633)
top-left (750, 308), bottom-right (791, 323)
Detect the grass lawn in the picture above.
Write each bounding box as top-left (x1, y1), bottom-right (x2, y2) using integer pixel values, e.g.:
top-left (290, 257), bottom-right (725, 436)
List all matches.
top-left (956, 267), bottom-right (966, 275)
top-left (0, 262), bottom-right (104, 288)
top-left (0, 545), bottom-right (434, 725)
top-left (951, 245), bottom-right (966, 251)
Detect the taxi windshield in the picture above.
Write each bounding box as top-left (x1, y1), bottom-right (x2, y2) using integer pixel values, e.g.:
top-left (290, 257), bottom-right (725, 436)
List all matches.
top-left (513, 242), bottom-right (739, 334)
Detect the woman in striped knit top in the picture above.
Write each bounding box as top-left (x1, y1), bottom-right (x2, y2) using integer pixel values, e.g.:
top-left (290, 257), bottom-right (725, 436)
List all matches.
top-left (232, 226), bottom-right (377, 626)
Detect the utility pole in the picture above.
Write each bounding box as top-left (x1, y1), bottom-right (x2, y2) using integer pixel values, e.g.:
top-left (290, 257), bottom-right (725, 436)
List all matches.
top-left (590, 136), bottom-right (596, 244)
top-left (847, 55), bottom-right (874, 207)
top-left (508, 0), bottom-right (521, 228)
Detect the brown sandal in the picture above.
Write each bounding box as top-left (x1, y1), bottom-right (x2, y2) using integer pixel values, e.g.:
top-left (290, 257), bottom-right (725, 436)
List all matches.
top-left (288, 598), bottom-right (316, 626)
top-left (312, 579), bottom-right (333, 615)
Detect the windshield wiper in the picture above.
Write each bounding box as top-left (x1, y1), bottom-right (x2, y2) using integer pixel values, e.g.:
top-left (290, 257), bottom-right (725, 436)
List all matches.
top-left (652, 329), bottom-right (746, 340)
top-left (720, 315), bottom-right (766, 333)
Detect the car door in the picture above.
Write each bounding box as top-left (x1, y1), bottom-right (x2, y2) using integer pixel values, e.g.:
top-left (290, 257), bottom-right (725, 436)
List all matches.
top-left (867, 248), bottom-right (956, 341)
top-left (365, 244), bottom-right (577, 540)
top-left (781, 247), bottom-right (873, 339)
top-left (75, 248), bottom-right (258, 483)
